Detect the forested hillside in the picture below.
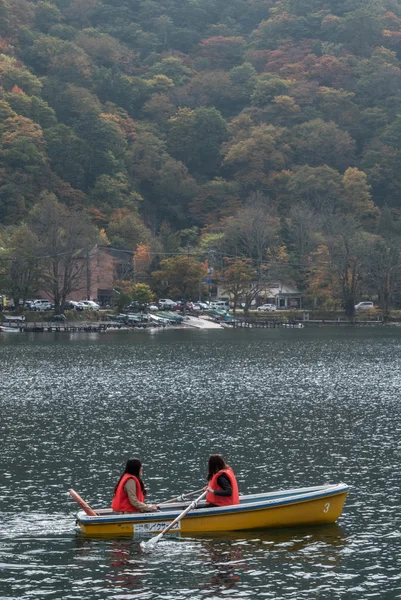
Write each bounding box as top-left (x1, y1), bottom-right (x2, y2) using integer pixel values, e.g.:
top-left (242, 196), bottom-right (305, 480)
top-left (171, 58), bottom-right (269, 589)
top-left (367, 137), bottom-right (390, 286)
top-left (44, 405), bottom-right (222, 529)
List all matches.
top-left (2, 0), bottom-right (401, 312)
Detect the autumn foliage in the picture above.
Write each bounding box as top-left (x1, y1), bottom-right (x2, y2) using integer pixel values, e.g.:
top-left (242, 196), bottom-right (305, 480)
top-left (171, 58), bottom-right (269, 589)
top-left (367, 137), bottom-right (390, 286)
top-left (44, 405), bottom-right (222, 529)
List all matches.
top-left (2, 0), bottom-right (401, 311)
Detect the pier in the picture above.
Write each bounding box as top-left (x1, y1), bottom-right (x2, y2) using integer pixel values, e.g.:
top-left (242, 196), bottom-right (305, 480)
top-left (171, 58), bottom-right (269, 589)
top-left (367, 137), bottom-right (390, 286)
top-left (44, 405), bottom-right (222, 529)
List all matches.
top-left (232, 316), bottom-right (385, 328)
top-left (233, 318), bottom-right (302, 328)
top-left (12, 321), bottom-right (161, 333)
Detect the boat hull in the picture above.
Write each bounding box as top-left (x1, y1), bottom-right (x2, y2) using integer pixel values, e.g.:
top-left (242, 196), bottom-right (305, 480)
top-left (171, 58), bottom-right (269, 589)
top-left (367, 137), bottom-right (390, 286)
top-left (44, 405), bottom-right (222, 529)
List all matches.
top-left (76, 484), bottom-right (349, 537)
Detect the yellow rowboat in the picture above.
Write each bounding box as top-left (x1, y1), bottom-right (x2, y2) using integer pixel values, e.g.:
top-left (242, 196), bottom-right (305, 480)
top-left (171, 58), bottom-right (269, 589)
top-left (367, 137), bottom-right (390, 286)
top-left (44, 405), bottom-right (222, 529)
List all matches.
top-left (75, 483), bottom-right (349, 537)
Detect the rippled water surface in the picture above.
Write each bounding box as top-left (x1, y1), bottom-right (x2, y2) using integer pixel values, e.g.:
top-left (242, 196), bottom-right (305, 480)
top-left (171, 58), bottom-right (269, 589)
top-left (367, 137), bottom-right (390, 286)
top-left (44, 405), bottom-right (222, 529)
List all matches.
top-left (1, 327), bottom-right (401, 599)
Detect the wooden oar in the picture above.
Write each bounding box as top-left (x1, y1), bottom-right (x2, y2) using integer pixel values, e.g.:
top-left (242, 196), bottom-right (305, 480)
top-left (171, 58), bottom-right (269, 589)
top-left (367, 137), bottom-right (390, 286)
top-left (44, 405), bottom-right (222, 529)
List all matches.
top-left (142, 490), bottom-right (207, 549)
top-left (163, 487), bottom-right (205, 504)
top-left (69, 489), bottom-right (97, 516)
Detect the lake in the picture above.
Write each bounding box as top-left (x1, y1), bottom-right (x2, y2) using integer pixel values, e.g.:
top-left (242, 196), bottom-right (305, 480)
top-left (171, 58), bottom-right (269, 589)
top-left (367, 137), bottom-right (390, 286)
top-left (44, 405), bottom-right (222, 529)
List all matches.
top-left (1, 327), bottom-right (401, 599)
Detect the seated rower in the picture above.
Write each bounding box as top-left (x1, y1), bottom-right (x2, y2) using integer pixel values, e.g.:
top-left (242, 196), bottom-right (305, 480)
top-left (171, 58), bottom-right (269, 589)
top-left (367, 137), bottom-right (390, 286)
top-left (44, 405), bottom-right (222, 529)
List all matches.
top-left (111, 458), bottom-right (159, 513)
top-left (205, 454), bottom-right (240, 507)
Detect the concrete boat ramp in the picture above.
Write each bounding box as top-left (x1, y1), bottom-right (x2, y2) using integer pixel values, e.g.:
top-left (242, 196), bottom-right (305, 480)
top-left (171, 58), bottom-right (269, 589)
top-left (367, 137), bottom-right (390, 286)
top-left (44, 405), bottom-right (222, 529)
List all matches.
top-left (184, 315), bottom-right (224, 329)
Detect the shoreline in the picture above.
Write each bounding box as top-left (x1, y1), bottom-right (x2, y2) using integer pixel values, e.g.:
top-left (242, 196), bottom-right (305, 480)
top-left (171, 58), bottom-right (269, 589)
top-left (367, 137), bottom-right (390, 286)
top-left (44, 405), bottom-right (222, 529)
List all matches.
top-left (2, 318), bottom-right (401, 334)
top-left (2, 309), bottom-right (401, 333)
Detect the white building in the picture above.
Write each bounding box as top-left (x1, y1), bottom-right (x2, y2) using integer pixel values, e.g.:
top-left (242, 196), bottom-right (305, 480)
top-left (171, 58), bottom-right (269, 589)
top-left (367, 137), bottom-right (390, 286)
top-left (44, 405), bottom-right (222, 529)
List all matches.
top-left (260, 283), bottom-right (302, 309)
top-left (216, 281), bottom-right (302, 309)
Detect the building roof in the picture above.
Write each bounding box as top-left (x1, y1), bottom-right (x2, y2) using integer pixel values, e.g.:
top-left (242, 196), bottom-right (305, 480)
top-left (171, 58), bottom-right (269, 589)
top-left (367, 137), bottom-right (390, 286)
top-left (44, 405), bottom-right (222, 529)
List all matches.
top-left (264, 283), bottom-right (301, 296)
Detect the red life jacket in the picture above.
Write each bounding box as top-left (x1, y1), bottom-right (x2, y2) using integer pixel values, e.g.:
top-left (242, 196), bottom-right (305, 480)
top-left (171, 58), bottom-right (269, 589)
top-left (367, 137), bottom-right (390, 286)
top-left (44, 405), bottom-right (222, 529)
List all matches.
top-left (206, 468), bottom-right (240, 506)
top-left (111, 474), bottom-right (144, 512)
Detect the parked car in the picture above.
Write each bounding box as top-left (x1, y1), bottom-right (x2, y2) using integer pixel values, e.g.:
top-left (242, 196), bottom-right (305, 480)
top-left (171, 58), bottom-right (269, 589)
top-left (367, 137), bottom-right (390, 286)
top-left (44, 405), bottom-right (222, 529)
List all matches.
top-left (128, 301), bottom-right (146, 312)
top-left (64, 300), bottom-right (79, 310)
top-left (355, 301), bottom-right (374, 312)
top-left (76, 300), bottom-right (100, 310)
top-left (31, 299), bottom-right (52, 311)
top-left (52, 314), bottom-right (67, 322)
top-left (148, 304), bottom-right (159, 311)
top-left (257, 304), bottom-right (277, 311)
top-left (178, 302), bottom-right (194, 311)
top-left (158, 299), bottom-right (177, 309)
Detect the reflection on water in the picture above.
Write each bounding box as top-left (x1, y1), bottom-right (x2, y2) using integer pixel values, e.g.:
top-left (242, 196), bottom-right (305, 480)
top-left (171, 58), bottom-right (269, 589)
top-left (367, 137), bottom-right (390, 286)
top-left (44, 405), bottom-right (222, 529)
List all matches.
top-left (200, 542), bottom-right (245, 591)
top-left (73, 525), bottom-right (347, 596)
top-left (105, 541), bottom-right (144, 592)
top-left (1, 327), bottom-right (401, 599)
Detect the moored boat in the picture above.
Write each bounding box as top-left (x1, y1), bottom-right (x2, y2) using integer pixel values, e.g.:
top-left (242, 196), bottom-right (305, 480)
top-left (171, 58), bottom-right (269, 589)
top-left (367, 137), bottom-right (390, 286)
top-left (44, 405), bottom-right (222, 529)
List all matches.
top-left (74, 482), bottom-right (349, 536)
top-left (0, 325), bottom-right (20, 332)
top-left (149, 314), bottom-right (171, 325)
top-left (156, 311), bottom-right (183, 323)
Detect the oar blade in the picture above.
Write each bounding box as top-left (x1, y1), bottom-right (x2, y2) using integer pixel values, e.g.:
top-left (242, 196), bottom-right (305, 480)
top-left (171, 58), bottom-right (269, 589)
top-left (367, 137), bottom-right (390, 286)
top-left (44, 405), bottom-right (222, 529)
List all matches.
top-left (143, 533), bottom-right (162, 549)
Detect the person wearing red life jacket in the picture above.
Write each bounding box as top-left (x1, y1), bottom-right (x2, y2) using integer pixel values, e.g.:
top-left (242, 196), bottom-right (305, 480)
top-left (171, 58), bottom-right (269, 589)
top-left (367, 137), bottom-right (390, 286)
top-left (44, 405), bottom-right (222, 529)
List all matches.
top-left (111, 458), bottom-right (159, 513)
top-left (205, 454), bottom-right (240, 507)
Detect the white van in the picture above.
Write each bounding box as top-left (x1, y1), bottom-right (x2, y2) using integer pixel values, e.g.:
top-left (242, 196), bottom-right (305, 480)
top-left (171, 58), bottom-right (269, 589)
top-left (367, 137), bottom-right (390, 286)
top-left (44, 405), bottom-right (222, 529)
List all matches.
top-left (158, 299), bottom-right (177, 309)
top-left (354, 301), bottom-right (374, 312)
top-left (32, 299), bottom-right (52, 311)
top-left (210, 300), bottom-right (230, 310)
top-left (76, 300), bottom-right (100, 310)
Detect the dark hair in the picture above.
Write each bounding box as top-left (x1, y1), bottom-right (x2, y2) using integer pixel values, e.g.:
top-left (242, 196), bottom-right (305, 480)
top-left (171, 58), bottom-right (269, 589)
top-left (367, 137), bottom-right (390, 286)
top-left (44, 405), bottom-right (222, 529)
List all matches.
top-left (114, 458), bottom-right (146, 496)
top-left (207, 454), bottom-right (228, 481)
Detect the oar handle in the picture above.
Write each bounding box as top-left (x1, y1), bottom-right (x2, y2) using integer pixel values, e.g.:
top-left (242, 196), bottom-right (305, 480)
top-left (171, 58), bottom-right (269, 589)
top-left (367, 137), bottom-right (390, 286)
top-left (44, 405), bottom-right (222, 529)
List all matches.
top-left (163, 487), bottom-right (205, 504)
top-left (182, 487), bottom-right (205, 500)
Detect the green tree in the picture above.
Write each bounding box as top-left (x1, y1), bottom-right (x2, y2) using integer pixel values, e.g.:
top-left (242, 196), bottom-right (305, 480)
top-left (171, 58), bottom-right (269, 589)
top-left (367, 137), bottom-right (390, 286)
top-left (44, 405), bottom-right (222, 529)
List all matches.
top-left (222, 123), bottom-right (288, 188)
top-left (34, 1), bottom-right (63, 33)
top-left (74, 113), bottom-right (127, 185)
top-left (291, 119), bottom-right (355, 170)
top-left (5, 93), bottom-right (57, 129)
top-left (157, 222), bottom-right (181, 254)
top-left (251, 75), bottom-right (292, 107)
top-left (44, 124), bottom-right (87, 189)
top-left (107, 209), bottom-right (152, 250)
top-left (287, 165), bottom-right (343, 213)
top-left (151, 157), bottom-right (199, 226)
top-left (50, 84), bottom-right (101, 124)
top-left (132, 282), bottom-right (154, 305)
top-left (341, 168), bottom-right (379, 225)
top-left (167, 107), bottom-right (227, 174)
top-left (337, 8), bottom-right (382, 56)
top-left (27, 37), bottom-right (92, 84)
top-left (90, 173), bottom-right (141, 212)
top-left (149, 56), bottom-right (193, 85)
top-left (0, 55), bottom-right (43, 95)
top-left (229, 62), bottom-right (257, 87)
top-left (93, 70), bottom-right (151, 114)
top-left (152, 255), bottom-right (205, 300)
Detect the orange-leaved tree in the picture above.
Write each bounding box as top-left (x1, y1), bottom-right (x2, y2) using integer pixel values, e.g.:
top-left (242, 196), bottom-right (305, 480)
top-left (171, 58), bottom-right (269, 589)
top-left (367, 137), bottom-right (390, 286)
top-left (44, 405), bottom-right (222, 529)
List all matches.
top-left (133, 243), bottom-right (152, 282)
top-left (219, 258), bottom-right (254, 314)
